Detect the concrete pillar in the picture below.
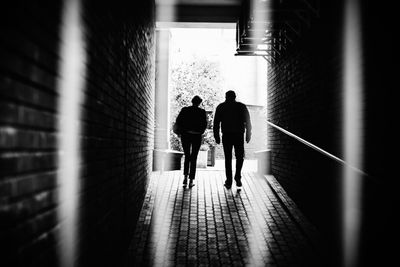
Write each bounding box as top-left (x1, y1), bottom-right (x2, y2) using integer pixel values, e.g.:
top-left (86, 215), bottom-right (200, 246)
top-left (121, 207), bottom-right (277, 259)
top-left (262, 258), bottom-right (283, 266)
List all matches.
top-left (154, 29), bottom-right (171, 150)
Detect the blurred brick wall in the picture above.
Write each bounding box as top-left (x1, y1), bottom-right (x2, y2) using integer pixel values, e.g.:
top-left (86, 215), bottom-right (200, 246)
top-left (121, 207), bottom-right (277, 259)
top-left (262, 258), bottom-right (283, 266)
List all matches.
top-left (0, 1), bottom-right (155, 266)
top-left (0, 2), bottom-right (63, 266)
top-left (266, 1), bottom-right (396, 266)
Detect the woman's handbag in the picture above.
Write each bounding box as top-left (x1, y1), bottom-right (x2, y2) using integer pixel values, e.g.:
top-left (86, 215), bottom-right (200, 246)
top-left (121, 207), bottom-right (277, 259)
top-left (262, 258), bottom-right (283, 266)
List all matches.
top-left (173, 122), bottom-right (181, 135)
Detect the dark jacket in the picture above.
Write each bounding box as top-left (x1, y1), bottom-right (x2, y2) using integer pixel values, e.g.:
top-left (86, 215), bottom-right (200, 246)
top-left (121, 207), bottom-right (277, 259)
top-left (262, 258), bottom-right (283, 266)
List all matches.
top-left (176, 106), bottom-right (207, 134)
top-left (213, 100), bottom-right (252, 135)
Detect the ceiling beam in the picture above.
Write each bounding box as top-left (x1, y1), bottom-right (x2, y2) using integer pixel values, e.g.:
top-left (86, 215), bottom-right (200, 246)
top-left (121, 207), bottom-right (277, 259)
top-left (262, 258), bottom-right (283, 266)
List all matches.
top-left (156, 4), bottom-right (241, 23)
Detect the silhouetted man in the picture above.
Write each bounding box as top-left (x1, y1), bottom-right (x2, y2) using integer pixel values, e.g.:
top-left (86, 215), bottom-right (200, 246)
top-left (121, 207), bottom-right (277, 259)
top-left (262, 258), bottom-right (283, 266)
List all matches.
top-left (175, 95), bottom-right (207, 188)
top-left (213, 90), bottom-right (252, 190)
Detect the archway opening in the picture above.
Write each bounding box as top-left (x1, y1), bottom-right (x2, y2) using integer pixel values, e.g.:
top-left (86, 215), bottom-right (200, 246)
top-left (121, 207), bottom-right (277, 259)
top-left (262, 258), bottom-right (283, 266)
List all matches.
top-left (154, 23), bottom-right (269, 174)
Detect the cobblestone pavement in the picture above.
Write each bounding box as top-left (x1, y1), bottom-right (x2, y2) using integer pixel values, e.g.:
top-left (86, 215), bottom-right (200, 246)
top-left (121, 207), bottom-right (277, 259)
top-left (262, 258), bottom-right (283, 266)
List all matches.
top-left (127, 171), bottom-right (322, 267)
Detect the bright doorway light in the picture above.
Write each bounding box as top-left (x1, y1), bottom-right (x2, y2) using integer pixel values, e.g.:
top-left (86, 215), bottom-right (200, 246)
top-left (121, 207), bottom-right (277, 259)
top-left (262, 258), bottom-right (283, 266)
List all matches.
top-left (164, 26), bottom-right (268, 172)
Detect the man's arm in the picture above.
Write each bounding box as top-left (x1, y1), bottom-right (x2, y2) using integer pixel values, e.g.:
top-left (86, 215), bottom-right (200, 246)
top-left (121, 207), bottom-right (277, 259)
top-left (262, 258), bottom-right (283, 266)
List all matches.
top-left (213, 105), bottom-right (221, 144)
top-left (244, 105), bottom-right (252, 143)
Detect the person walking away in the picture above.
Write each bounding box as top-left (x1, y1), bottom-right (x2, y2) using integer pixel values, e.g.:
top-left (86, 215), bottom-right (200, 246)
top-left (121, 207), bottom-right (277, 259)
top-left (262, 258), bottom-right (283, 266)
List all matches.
top-left (174, 95), bottom-right (207, 187)
top-left (213, 90), bottom-right (252, 191)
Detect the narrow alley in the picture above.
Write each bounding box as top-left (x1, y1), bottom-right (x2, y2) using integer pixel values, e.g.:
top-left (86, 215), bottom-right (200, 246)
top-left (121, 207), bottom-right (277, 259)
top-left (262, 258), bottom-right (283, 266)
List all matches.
top-left (0, 1), bottom-right (397, 267)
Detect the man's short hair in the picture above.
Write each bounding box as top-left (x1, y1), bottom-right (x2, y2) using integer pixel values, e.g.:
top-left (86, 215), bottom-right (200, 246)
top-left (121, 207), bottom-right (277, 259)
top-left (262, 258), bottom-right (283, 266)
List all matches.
top-left (225, 90), bottom-right (236, 100)
top-left (192, 95), bottom-right (202, 105)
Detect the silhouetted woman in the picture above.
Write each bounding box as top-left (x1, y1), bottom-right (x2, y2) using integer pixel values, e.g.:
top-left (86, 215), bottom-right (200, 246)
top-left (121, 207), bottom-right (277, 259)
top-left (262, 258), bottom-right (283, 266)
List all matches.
top-left (175, 95), bottom-right (207, 187)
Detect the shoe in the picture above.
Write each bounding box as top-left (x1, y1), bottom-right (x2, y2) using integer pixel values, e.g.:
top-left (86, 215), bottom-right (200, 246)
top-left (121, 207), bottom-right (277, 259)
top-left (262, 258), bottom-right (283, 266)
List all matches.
top-left (224, 183), bottom-right (232, 189)
top-left (183, 176), bottom-right (188, 186)
top-left (189, 179), bottom-right (195, 187)
top-left (235, 179), bottom-right (242, 191)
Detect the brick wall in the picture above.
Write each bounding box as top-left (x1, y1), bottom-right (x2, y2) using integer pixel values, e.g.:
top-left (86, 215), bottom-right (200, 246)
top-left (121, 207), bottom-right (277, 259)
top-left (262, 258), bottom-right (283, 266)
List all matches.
top-left (0, 1), bottom-right (155, 266)
top-left (267, 44), bottom-right (343, 265)
top-left (266, 2), bottom-right (359, 264)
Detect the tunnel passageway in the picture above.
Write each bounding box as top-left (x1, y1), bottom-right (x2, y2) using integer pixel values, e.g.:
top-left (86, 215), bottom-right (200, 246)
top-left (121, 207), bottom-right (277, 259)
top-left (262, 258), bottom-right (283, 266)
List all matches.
top-left (1, 1), bottom-right (396, 266)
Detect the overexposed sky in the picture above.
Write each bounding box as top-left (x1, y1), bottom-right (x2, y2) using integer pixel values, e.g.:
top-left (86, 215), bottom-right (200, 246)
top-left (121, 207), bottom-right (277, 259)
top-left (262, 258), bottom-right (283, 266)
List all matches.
top-left (170, 28), bottom-right (267, 106)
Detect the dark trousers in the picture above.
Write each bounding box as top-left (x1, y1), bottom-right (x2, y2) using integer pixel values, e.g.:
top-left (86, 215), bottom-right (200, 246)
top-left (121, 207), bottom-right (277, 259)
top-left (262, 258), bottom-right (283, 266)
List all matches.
top-left (181, 133), bottom-right (202, 179)
top-left (222, 133), bottom-right (244, 185)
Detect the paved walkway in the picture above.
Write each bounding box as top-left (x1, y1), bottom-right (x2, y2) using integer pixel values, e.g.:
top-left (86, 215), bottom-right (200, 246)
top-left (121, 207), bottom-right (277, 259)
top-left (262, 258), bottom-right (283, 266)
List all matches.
top-left (126, 171), bottom-right (322, 267)
top-left (205, 159), bottom-right (258, 172)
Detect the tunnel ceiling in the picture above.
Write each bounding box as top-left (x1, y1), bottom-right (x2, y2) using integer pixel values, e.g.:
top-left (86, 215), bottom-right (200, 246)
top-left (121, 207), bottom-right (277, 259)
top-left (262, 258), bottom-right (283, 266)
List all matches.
top-left (156, 0), bottom-right (242, 23)
top-left (156, 0), bottom-right (319, 61)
